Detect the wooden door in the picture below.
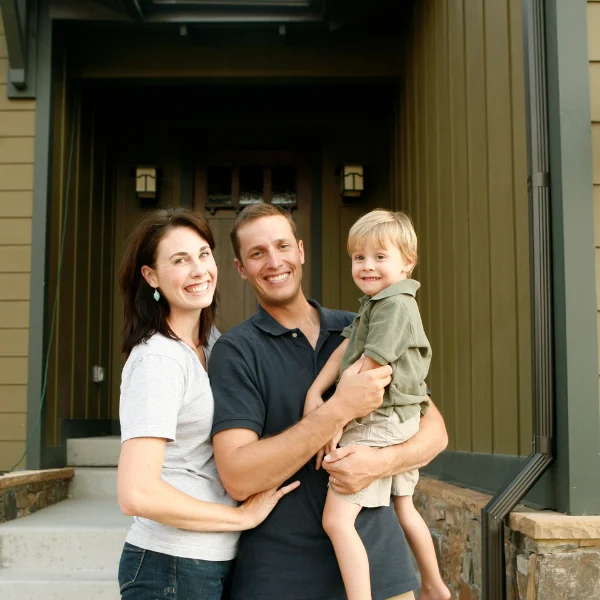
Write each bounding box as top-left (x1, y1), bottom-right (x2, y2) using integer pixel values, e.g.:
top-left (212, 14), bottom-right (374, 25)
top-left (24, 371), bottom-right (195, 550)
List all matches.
top-left (193, 151), bottom-right (312, 333)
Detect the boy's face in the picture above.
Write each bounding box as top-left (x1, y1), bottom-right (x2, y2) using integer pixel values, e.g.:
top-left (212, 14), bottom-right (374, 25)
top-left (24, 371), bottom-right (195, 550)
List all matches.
top-left (350, 237), bottom-right (414, 297)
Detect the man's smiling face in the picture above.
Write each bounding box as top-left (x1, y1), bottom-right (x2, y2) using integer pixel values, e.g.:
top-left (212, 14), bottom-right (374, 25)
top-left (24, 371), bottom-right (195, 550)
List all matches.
top-left (234, 215), bottom-right (305, 309)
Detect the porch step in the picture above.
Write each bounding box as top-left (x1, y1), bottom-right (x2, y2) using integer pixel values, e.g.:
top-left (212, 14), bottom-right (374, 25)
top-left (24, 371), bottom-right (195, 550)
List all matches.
top-left (67, 436), bottom-right (121, 467)
top-left (0, 570), bottom-right (118, 600)
top-left (69, 467), bottom-right (118, 499)
top-left (0, 498), bottom-right (130, 573)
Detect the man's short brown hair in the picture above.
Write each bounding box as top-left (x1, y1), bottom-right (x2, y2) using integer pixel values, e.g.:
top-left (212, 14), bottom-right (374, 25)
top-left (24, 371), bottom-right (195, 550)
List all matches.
top-left (230, 203), bottom-right (299, 262)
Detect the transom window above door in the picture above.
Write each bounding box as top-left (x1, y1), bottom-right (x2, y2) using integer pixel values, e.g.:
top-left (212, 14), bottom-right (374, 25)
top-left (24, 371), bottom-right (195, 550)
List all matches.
top-left (204, 164), bottom-right (297, 214)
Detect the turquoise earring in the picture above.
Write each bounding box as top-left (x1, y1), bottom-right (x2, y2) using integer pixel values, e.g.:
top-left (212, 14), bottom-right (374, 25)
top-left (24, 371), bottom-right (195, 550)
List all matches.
top-left (153, 288), bottom-right (160, 302)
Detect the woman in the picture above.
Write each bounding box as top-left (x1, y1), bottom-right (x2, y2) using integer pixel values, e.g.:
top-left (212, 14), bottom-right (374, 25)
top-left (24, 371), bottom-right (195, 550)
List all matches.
top-left (116, 208), bottom-right (298, 599)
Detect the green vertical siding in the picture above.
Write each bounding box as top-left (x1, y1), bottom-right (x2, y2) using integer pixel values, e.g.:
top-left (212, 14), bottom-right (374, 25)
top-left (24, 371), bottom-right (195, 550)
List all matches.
top-left (44, 39), bottom-right (114, 447)
top-left (399, 0), bottom-right (532, 456)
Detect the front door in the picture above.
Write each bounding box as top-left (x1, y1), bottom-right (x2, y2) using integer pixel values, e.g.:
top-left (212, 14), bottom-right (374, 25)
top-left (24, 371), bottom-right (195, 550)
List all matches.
top-left (193, 150), bottom-right (312, 333)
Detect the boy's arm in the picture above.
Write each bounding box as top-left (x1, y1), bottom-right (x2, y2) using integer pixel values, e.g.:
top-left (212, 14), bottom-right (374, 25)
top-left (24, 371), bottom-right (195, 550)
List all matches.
top-left (322, 401), bottom-right (448, 494)
top-left (358, 355), bottom-right (383, 372)
top-left (304, 339), bottom-right (349, 414)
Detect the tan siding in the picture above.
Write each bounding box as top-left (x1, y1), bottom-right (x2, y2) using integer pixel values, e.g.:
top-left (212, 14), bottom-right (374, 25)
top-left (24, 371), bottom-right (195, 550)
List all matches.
top-left (0, 442), bottom-right (26, 468)
top-left (400, 0), bottom-right (531, 455)
top-left (0, 59), bottom-right (7, 84)
top-left (0, 274), bottom-right (30, 300)
top-left (0, 218), bottom-right (31, 244)
top-left (592, 124), bottom-right (600, 183)
top-left (589, 2), bottom-right (600, 61)
top-left (595, 186), bottom-right (600, 246)
top-left (0, 412), bottom-right (26, 440)
top-left (0, 385), bottom-right (27, 412)
top-left (0, 191), bottom-right (32, 216)
top-left (590, 1), bottom-right (600, 385)
top-left (0, 246), bottom-right (31, 272)
top-left (0, 357), bottom-right (28, 384)
top-left (0, 329), bottom-right (28, 355)
top-left (0, 164), bottom-right (33, 190)
top-left (0, 111), bottom-right (35, 136)
top-left (591, 63), bottom-right (600, 121)
top-left (0, 301), bottom-right (29, 327)
top-left (0, 11), bottom-right (35, 470)
top-left (0, 137), bottom-right (35, 163)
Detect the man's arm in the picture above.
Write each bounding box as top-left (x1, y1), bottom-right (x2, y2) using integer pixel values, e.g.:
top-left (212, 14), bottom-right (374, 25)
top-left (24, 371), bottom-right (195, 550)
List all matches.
top-left (213, 358), bottom-right (392, 501)
top-left (322, 400), bottom-right (447, 495)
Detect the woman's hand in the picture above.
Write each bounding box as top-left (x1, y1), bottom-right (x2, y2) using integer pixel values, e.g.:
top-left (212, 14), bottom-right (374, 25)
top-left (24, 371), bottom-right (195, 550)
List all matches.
top-left (238, 481), bottom-right (300, 529)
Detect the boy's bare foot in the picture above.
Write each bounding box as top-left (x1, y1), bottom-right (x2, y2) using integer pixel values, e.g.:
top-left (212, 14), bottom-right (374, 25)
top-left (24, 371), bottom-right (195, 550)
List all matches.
top-left (418, 582), bottom-right (451, 600)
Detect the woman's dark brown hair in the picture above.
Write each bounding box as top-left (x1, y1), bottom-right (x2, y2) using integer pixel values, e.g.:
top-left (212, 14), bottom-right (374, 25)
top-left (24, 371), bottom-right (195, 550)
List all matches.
top-left (119, 208), bottom-right (218, 356)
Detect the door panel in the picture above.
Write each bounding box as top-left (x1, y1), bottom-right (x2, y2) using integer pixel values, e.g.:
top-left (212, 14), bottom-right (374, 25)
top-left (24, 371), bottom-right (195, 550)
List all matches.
top-left (194, 151), bottom-right (312, 333)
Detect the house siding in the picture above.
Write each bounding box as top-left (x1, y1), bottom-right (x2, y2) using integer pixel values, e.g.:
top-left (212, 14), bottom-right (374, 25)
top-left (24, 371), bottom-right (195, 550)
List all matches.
top-left (398, 0), bottom-right (532, 456)
top-left (0, 9), bottom-right (35, 471)
top-left (589, 2), bottom-right (600, 387)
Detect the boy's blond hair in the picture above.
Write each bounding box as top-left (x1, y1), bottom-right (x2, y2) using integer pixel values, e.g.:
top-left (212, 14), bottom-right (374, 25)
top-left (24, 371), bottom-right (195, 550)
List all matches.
top-left (347, 209), bottom-right (418, 276)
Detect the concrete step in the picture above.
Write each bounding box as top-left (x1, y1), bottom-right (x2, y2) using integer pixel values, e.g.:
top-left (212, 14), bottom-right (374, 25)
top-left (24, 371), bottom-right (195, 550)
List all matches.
top-left (69, 467), bottom-right (118, 499)
top-left (0, 498), bottom-right (131, 573)
top-left (67, 436), bottom-right (121, 467)
top-left (0, 570), bottom-right (119, 600)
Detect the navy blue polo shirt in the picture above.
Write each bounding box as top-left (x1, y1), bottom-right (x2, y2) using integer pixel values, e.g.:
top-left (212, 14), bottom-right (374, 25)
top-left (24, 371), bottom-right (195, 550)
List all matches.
top-left (209, 300), bottom-right (419, 600)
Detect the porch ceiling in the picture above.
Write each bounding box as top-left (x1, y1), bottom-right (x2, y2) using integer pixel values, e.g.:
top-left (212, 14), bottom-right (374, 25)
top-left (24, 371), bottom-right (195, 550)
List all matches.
top-left (51, 0), bottom-right (412, 31)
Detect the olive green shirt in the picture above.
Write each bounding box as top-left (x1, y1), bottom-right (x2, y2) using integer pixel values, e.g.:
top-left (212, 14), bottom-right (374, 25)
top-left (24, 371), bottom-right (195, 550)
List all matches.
top-left (340, 279), bottom-right (431, 423)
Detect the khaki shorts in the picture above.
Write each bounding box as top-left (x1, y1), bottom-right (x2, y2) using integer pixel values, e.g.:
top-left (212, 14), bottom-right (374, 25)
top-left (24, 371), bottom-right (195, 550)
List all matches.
top-left (334, 412), bottom-right (420, 507)
top-left (388, 594), bottom-right (415, 600)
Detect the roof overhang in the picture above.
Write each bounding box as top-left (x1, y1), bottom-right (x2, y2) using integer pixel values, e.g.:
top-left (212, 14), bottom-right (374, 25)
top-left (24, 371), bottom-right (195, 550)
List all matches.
top-left (1, 0), bottom-right (37, 95)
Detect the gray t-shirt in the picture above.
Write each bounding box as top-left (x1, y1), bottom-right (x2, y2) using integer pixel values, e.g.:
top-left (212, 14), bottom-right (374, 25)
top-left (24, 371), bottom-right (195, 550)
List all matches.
top-left (119, 330), bottom-right (238, 561)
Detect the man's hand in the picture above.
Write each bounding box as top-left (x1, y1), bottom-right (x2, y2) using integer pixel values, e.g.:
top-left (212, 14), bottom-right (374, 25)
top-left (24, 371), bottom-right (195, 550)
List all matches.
top-left (321, 401), bottom-right (448, 495)
top-left (330, 357), bottom-right (392, 422)
top-left (321, 445), bottom-right (383, 495)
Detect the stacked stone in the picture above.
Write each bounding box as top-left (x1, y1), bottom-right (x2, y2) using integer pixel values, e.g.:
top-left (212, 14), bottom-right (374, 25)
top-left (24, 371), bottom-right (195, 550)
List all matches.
top-left (0, 468), bottom-right (73, 522)
top-left (414, 477), bottom-right (488, 600)
top-left (414, 477), bottom-right (600, 600)
top-left (506, 513), bottom-right (600, 599)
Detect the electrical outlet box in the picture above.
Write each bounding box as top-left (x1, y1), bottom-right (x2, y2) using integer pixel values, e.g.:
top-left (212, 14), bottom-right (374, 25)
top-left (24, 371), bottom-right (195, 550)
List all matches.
top-left (92, 365), bottom-right (105, 383)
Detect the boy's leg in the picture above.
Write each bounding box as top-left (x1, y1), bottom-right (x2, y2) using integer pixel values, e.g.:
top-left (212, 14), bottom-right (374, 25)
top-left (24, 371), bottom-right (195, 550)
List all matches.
top-left (387, 594), bottom-right (415, 600)
top-left (322, 489), bottom-right (371, 600)
top-left (393, 495), bottom-right (450, 600)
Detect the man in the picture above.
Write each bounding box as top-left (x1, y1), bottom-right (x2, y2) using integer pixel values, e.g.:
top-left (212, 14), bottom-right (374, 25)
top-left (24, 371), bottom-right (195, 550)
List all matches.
top-left (209, 204), bottom-right (448, 600)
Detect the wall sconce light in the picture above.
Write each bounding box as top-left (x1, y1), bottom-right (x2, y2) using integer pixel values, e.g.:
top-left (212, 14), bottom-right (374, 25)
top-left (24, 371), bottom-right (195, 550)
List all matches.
top-left (341, 165), bottom-right (364, 199)
top-left (135, 166), bottom-right (160, 207)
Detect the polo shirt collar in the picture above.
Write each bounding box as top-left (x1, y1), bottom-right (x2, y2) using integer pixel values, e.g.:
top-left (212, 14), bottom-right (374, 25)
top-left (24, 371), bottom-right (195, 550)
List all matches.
top-left (252, 299), bottom-right (349, 336)
top-left (361, 279), bottom-right (421, 306)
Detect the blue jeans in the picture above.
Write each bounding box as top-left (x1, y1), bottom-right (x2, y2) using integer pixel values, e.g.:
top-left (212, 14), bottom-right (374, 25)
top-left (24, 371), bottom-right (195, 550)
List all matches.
top-left (118, 542), bottom-right (235, 599)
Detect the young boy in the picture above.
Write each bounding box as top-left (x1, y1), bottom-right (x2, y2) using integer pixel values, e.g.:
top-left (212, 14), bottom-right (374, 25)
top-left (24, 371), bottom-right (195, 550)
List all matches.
top-left (304, 209), bottom-right (450, 600)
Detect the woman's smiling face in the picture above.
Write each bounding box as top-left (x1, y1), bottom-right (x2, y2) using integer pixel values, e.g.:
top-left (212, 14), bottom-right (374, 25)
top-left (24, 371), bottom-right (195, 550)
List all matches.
top-left (142, 226), bottom-right (217, 316)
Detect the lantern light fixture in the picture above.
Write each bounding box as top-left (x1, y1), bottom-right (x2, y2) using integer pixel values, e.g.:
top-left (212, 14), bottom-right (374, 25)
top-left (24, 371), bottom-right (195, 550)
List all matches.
top-left (341, 164), bottom-right (364, 198)
top-left (135, 166), bottom-right (158, 199)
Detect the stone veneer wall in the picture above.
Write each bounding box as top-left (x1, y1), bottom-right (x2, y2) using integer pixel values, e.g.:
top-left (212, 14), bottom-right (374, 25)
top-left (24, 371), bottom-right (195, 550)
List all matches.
top-left (0, 468), bottom-right (73, 523)
top-left (414, 476), bottom-right (600, 600)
